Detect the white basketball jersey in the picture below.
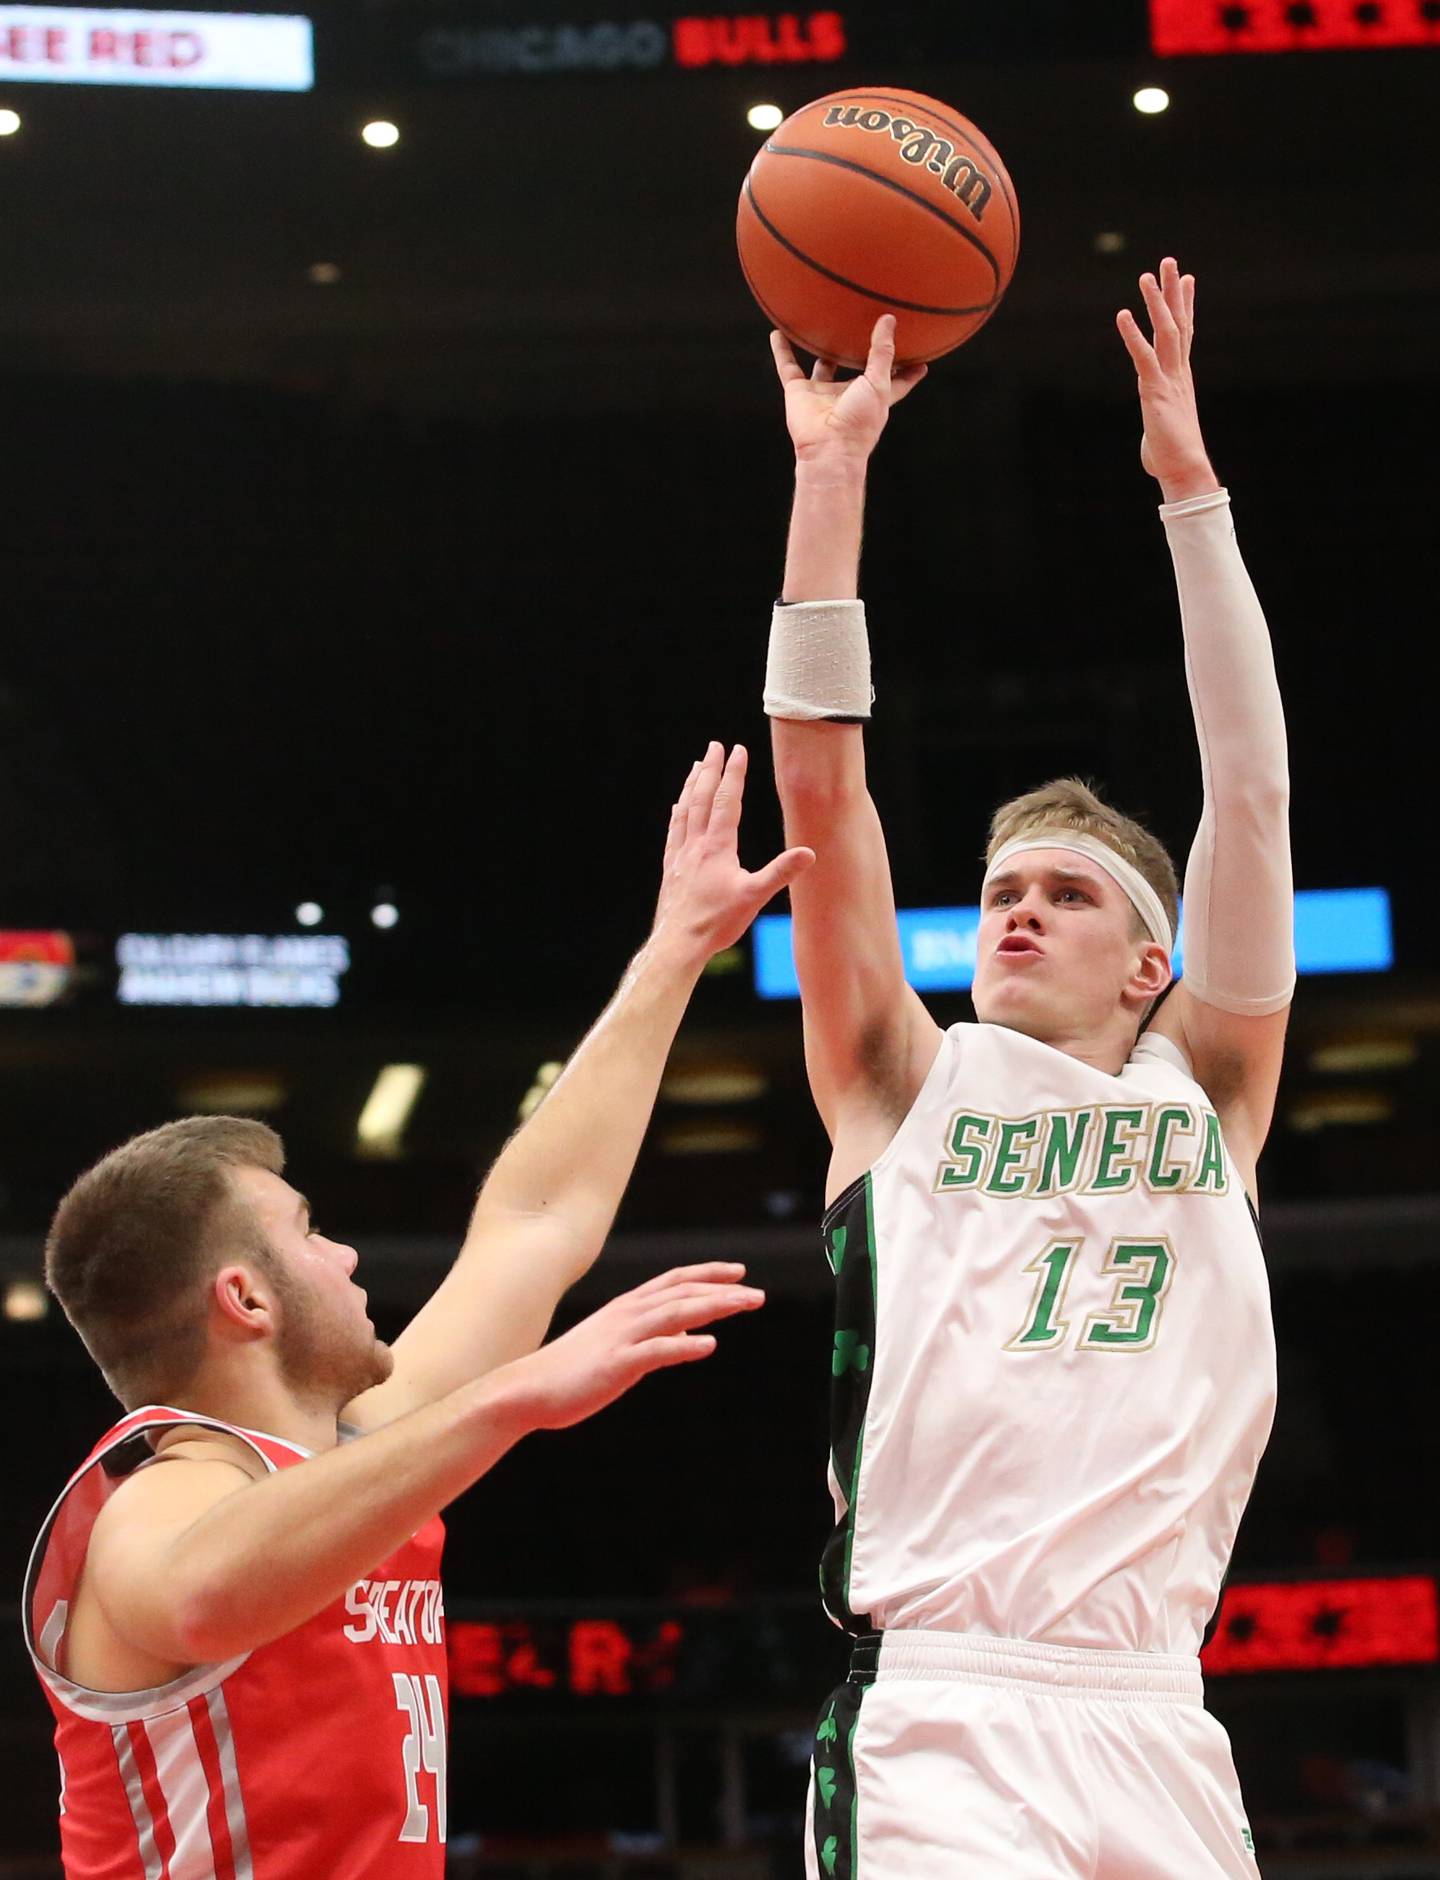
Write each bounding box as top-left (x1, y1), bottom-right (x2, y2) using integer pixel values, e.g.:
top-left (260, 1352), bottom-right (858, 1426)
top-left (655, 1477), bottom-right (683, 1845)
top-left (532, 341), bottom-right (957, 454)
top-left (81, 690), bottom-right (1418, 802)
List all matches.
top-left (820, 1022), bottom-right (1276, 1657)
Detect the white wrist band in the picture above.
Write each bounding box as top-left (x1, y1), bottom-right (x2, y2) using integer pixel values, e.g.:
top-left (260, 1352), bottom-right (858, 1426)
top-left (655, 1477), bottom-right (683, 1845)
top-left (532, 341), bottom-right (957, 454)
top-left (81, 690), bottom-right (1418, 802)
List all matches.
top-left (763, 600), bottom-right (873, 722)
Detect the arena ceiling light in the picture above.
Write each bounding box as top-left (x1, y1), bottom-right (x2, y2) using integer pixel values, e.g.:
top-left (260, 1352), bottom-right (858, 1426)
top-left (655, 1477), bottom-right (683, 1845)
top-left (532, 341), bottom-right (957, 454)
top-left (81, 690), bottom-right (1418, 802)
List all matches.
top-left (295, 901), bottom-right (323, 927)
top-left (1287, 1090), bottom-right (1393, 1133)
top-left (361, 119), bottom-right (401, 149)
top-left (659, 1120), bottom-right (762, 1156)
top-left (357, 1064), bottom-right (427, 1160)
top-left (1132, 86), bottom-right (1171, 113)
top-left (747, 103), bottom-right (784, 132)
top-left (518, 1061), bottom-right (563, 1124)
top-left (370, 901), bottom-right (399, 930)
top-left (0, 108), bottom-right (21, 134)
top-left (4, 1279), bottom-right (49, 1323)
top-left (662, 1063), bottom-right (769, 1105)
top-left (1308, 1037), bottom-right (1418, 1075)
top-left (177, 1072), bottom-right (288, 1115)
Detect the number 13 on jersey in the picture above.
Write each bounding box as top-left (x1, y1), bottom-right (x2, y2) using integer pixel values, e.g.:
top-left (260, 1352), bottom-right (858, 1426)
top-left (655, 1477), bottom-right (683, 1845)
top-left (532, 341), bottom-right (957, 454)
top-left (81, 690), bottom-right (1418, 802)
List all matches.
top-left (1005, 1237), bottom-right (1175, 1354)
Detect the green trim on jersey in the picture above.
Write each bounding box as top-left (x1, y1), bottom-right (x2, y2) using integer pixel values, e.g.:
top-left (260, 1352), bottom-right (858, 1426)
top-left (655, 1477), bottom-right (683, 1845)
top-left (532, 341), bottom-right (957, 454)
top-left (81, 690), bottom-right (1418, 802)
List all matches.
top-left (820, 1172), bottom-right (878, 1632)
top-left (812, 1680), bottom-right (866, 1879)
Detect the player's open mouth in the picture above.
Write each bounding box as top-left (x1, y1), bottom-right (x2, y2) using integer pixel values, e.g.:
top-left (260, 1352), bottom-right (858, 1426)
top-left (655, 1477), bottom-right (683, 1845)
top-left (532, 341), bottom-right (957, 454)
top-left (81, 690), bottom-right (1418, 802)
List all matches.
top-left (996, 937), bottom-right (1043, 957)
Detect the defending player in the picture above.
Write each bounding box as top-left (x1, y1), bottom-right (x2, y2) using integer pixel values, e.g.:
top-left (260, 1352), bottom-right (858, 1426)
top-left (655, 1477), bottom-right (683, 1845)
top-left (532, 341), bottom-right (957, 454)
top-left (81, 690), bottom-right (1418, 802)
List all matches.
top-left (767, 262), bottom-right (1292, 1875)
top-left (25, 743), bottom-right (809, 1877)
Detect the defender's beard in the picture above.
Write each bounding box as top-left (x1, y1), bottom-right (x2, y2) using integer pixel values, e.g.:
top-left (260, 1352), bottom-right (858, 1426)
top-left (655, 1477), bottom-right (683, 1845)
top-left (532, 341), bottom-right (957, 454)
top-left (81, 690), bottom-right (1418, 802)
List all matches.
top-left (269, 1265), bottom-right (393, 1412)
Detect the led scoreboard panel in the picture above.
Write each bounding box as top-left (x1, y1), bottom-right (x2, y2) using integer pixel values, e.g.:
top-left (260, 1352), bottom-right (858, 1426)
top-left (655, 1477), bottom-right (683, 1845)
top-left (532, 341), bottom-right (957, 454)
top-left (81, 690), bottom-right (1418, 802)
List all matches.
top-left (1151, 0), bottom-right (1440, 52)
top-left (446, 1576), bottom-right (1440, 1708)
top-left (361, 0), bottom-right (1438, 81)
top-left (0, 7), bottom-right (314, 87)
top-left (3, 1), bottom-right (1432, 87)
top-left (413, 10), bottom-right (846, 75)
top-left (363, 2), bottom-right (1141, 83)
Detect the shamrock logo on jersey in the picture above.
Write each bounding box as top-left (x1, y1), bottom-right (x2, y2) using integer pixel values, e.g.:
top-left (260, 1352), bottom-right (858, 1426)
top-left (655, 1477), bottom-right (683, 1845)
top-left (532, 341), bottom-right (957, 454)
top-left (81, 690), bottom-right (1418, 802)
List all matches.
top-left (821, 1835), bottom-right (840, 1876)
top-left (833, 1329), bottom-right (871, 1376)
top-left (816, 1708), bottom-right (839, 1746)
top-left (817, 1766), bottom-right (838, 1807)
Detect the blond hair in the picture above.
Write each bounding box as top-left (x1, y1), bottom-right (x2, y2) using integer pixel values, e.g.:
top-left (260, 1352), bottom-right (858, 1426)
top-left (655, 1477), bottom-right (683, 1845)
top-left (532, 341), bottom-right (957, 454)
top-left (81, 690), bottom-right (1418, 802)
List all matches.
top-left (46, 1117), bottom-right (285, 1408)
top-left (986, 778), bottom-right (1180, 943)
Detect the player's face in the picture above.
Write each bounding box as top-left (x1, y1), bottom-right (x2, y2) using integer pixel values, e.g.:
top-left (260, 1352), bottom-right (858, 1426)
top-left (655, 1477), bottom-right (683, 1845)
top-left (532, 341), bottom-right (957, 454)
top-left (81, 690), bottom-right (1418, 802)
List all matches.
top-left (970, 852), bottom-right (1164, 1044)
top-left (229, 1167), bottom-right (393, 1407)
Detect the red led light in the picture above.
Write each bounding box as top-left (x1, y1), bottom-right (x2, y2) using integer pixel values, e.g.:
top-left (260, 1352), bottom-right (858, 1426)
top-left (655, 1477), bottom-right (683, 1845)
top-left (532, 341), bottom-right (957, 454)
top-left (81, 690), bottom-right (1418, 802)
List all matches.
top-left (449, 1621), bottom-right (558, 1698)
top-left (1152, 0), bottom-right (1440, 53)
top-left (0, 930), bottom-right (74, 964)
top-left (672, 11), bottom-right (846, 70)
top-left (449, 1618), bottom-right (685, 1699)
top-left (1202, 1576), bottom-right (1440, 1675)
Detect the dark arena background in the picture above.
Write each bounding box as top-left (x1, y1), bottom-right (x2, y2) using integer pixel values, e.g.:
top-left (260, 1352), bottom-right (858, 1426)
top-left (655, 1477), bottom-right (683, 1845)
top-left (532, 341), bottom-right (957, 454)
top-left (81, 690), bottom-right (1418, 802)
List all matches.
top-left (2, 1), bottom-right (1439, 1874)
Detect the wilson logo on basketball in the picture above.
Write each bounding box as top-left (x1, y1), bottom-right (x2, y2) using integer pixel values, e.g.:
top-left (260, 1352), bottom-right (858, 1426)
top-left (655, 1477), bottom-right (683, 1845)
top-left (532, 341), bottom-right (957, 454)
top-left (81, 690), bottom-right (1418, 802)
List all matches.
top-left (821, 104), bottom-right (994, 221)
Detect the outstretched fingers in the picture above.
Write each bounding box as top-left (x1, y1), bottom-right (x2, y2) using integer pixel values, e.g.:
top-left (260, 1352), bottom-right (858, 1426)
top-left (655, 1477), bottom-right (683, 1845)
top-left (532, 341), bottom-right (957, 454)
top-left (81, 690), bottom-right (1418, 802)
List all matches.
top-left (663, 759), bottom-right (702, 874)
top-left (1159, 255), bottom-right (1189, 328)
top-left (861, 315), bottom-right (930, 406)
top-left (890, 360), bottom-right (929, 406)
top-left (683, 741), bottom-right (725, 843)
top-left (863, 315), bottom-right (899, 398)
top-left (705, 744), bottom-right (748, 847)
top-left (629, 1262), bottom-right (749, 1298)
top-left (637, 1285), bottom-right (766, 1340)
top-left (1139, 268), bottom-right (1184, 373)
top-left (635, 1332), bottom-right (718, 1369)
top-left (1115, 304), bottom-right (1159, 376)
top-left (770, 328), bottom-right (806, 386)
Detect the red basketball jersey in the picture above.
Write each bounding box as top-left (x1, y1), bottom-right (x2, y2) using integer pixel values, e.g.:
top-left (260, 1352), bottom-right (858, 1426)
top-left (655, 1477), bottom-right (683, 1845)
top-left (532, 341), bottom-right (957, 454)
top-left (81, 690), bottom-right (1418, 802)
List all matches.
top-left (24, 1405), bottom-right (449, 1880)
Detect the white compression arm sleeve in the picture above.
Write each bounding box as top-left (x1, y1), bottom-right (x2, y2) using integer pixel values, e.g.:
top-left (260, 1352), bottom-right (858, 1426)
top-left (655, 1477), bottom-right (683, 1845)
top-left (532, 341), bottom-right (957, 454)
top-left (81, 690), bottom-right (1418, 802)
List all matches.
top-left (1163, 488), bottom-right (1295, 1016)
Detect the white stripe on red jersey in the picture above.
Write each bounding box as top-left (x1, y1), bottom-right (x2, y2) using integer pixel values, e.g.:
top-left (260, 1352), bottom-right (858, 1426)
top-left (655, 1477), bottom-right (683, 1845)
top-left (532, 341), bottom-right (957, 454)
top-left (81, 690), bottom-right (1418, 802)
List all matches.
top-left (25, 1406), bottom-right (448, 1879)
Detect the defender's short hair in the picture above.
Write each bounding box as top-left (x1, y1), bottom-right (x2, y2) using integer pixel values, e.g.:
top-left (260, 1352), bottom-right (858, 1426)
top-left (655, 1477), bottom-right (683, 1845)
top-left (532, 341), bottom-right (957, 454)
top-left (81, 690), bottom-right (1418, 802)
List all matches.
top-left (45, 1116), bottom-right (285, 1409)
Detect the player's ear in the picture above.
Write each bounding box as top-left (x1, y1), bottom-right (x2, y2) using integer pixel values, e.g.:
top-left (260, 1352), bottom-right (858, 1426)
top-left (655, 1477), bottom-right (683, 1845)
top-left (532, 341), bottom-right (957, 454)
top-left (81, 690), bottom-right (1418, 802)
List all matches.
top-left (1128, 943), bottom-right (1173, 1004)
top-left (212, 1264), bottom-right (277, 1338)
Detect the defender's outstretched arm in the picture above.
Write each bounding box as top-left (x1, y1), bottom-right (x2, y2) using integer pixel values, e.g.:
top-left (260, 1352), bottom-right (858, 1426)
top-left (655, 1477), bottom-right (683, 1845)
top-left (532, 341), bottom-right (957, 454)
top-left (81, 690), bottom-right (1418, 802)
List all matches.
top-left (1120, 261), bottom-right (1295, 1185)
top-left (78, 1264), bottom-right (764, 1671)
top-left (347, 746), bottom-right (811, 1428)
top-left (767, 318), bottom-right (942, 1198)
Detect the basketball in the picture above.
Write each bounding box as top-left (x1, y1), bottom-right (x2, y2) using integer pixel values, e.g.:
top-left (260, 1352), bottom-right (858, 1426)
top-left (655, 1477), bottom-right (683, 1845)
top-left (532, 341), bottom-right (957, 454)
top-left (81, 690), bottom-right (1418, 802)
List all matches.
top-left (737, 88), bottom-right (1020, 369)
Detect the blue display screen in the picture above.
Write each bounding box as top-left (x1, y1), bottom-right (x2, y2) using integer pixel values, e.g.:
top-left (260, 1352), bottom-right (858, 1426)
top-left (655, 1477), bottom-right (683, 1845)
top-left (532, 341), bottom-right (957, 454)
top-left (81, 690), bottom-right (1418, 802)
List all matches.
top-left (752, 888), bottom-right (1394, 1001)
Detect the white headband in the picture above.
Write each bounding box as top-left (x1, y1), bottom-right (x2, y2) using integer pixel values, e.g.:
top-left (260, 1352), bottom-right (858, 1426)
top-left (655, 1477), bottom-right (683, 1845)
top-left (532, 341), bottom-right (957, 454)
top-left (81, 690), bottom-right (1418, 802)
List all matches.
top-left (983, 833), bottom-right (1174, 954)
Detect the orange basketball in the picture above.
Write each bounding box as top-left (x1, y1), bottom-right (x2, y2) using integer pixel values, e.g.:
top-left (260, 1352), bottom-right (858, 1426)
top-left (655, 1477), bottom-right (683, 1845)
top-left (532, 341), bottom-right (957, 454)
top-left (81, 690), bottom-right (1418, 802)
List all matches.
top-left (737, 88), bottom-right (1020, 369)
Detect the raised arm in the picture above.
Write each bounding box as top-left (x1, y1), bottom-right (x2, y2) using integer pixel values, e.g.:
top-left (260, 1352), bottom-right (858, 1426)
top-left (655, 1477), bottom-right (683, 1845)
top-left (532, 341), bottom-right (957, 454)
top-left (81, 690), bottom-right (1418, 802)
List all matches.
top-left (76, 1262), bottom-right (763, 1672)
top-left (1119, 260), bottom-right (1295, 1188)
top-left (346, 745), bottom-right (811, 1428)
top-left (767, 318), bottom-right (942, 1198)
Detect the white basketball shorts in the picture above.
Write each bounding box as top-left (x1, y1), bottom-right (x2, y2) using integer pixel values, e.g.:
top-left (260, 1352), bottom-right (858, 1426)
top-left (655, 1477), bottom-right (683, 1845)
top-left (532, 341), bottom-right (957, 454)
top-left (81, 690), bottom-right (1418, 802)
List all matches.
top-left (804, 1630), bottom-right (1260, 1878)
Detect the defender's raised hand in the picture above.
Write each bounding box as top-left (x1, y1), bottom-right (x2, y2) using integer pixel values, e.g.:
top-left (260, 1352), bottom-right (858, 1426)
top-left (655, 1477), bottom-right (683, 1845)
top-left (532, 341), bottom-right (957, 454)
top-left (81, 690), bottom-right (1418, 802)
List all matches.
top-left (512, 1263), bottom-right (765, 1431)
top-left (771, 315), bottom-right (927, 465)
top-left (1116, 257), bottom-right (1220, 504)
top-left (654, 742), bottom-right (814, 959)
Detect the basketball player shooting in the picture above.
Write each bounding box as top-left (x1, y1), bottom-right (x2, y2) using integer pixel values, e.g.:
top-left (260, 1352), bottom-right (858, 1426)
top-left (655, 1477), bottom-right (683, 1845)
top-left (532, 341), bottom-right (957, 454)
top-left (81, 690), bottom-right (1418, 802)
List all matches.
top-left (24, 744), bottom-right (811, 1877)
top-left (767, 260), bottom-right (1292, 1876)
